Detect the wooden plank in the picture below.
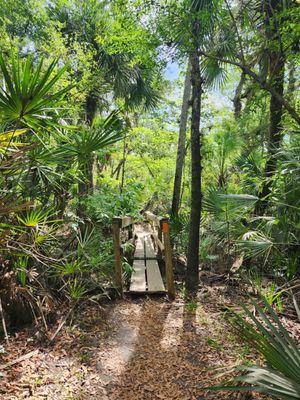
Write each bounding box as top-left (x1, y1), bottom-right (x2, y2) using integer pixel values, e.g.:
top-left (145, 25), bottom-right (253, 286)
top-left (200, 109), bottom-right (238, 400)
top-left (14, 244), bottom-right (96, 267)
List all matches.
top-left (130, 259), bottom-right (146, 292)
top-left (144, 234), bottom-right (165, 292)
top-left (121, 216), bottom-right (134, 229)
top-left (146, 259), bottom-right (165, 292)
top-left (113, 216), bottom-right (134, 229)
top-left (144, 235), bottom-right (156, 258)
top-left (134, 236), bottom-right (145, 258)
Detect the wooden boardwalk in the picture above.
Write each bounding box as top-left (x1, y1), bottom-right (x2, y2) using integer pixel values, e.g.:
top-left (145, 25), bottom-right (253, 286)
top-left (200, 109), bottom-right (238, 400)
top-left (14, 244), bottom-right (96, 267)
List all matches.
top-left (112, 213), bottom-right (175, 298)
top-left (130, 230), bottom-right (165, 293)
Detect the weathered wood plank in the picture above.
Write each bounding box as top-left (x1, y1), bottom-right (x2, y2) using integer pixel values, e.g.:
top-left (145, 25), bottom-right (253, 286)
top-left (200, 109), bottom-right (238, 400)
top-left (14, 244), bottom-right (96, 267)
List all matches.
top-left (130, 259), bottom-right (146, 292)
top-left (121, 216), bottom-right (134, 229)
top-left (144, 234), bottom-right (165, 292)
top-left (134, 236), bottom-right (145, 258)
top-left (113, 216), bottom-right (134, 229)
top-left (146, 259), bottom-right (165, 292)
top-left (144, 235), bottom-right (156, 258)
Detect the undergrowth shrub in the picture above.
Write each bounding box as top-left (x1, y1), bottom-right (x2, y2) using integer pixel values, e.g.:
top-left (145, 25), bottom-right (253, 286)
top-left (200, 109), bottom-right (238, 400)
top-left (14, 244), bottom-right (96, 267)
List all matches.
top-left (86, 180), bottom-right (143, 228)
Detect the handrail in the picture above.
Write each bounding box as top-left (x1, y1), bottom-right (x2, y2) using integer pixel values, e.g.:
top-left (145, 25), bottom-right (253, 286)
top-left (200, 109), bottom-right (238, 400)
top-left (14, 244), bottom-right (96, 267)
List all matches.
top-left (143, 211), bottom-right (163, 226)
top-left (112, 215), bottom-right (134, 229)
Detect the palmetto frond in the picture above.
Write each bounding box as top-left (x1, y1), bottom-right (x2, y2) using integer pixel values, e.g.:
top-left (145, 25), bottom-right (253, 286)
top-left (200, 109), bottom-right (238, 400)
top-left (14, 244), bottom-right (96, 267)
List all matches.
top-left (17, 208), bottom-right (59, 228)
top-left (203, 187), bottom-right (258, 218)
top-left (208, 299), bottom-right (300, 399)
top-left (55, 110), bottom-right (124, 162)
top-left (0, 129), bottom-right (28, 152)
top-left (220, 299), bottom-right (300, 399)
top-left (0, 54), bottom-right (71, 130)
top-left (237, 230), bottom-right (274, 258)
top-left (201, 57), bottom-right (228, 89)
top-left (124, 72), bottom-right (162, 111)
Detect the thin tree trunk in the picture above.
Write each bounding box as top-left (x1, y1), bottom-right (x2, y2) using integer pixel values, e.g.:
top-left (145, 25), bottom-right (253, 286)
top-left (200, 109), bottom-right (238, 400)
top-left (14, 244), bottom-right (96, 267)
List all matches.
top-left (233, 72), bottom-right (245, 119)
top-left (86, 91), bottom-right (98, 125)
top-left (258, 0), bottom-right (285, 213)
top-left (258, 56), bottom-right (284, 209)
top-left (171, 59), bottom-right (192, 216)
top-left (77, 91), bottom-right (98, 220)
top-left (84, 91), bottom-right (98, 197)
top-left (120, 138), bottom-right (127, 193)
top-left (77, 157), bottom-right (93, 220)
top-left (186, 51), bottom-right (203, 294)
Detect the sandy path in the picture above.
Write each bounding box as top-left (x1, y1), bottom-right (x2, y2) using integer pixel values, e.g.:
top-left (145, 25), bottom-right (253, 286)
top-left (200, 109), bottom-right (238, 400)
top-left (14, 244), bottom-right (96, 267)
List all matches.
top-left (0, 296), bottom-right (266, 399)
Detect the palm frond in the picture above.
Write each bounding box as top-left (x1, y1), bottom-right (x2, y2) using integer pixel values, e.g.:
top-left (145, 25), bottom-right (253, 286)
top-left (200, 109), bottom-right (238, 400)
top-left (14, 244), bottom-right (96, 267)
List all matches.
top-left (0, 54), bottom-right (72, 130)
top-left (208, 299), bottom-right (300, 399)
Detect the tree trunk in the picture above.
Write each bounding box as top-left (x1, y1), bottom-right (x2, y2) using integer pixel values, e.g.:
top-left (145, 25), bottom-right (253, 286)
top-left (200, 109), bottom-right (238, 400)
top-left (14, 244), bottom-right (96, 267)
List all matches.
top-left (233, 72), bottom-right (245, 119)
top-left (77, 91), bottom-right (98, 220)
top-left (186, 52), bottom-right (203, 294)
top-left (120, 139), bottom-right (128, 193)
top-left (84, 91), bottom-right (98, 197)
top-left (86, 91), bottom-right (98, 125)
top-left (171, 59), bottom-right (192, 216)
top-left (258, 0), bottom-right (285, 213)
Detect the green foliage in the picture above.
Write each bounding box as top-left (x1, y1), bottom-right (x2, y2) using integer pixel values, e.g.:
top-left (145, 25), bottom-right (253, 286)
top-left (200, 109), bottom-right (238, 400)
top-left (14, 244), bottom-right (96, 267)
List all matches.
top-left (0, 54), bottom-right (70, 130)
top-left (57, 112), bottom-right (125, 161)
top-left (68, 278), bottom-right (87, 301)
top-left (86, 181), bottom-right (143, 227)
top-left (17, 208), bottom-right (58, 228)
top-left (210, 299), bottom-right (300, 399)
top-left (0, 0), bottom-right (298, 338)
top-left (15, 255), bottom-right (29, 287)
top-left (170, 212), bottom-right (190, 252)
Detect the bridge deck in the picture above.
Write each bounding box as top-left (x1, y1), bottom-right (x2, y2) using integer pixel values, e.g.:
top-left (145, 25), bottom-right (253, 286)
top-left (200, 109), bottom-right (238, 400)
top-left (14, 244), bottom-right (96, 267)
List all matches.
top-left (129, 231), bottom-right (165, 294)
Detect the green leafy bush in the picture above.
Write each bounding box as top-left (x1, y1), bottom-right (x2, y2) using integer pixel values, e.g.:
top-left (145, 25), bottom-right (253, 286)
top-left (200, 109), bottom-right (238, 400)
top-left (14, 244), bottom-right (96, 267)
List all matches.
top-left (86, 181), bottom-right (143, 227)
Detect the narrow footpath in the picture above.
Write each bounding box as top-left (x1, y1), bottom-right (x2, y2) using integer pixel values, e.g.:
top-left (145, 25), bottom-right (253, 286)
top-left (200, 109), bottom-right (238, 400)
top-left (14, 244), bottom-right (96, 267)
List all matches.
top-left (0, 289), bottom-right (273, 400)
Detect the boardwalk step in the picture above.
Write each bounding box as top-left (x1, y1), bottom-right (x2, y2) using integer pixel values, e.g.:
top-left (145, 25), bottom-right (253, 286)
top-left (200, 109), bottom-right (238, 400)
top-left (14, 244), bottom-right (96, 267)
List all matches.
top-left (147, 259), bottom-right (165, 292)
top-left (130, 260), bottom-right (146, 292)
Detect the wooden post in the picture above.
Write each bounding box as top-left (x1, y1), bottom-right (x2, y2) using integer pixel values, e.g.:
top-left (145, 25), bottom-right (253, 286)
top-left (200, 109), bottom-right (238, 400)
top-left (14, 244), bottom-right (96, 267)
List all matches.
top-left (161, 218), bottom-right (175, 299)
top-left (112, 217), bottom-right (123, 296)
top-left (157, 223), bottom-right (163, 259)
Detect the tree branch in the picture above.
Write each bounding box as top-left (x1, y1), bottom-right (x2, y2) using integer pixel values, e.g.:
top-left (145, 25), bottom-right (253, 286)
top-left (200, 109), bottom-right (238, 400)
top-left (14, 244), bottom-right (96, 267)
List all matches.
top-left (198, 50), bottom-right (300, 125)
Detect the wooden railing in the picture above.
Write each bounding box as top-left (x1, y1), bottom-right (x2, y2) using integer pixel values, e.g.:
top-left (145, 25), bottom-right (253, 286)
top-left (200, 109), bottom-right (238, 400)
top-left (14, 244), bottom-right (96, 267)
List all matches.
top-left (112, 212), bottom-right (175, 298)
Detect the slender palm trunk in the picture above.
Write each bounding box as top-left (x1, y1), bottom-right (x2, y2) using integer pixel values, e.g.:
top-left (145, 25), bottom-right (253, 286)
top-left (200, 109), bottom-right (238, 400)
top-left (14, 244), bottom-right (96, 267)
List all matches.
top-left (171, 59), bottom-right (192, 216)
top-left (186, 51), bottom-right (203, 294)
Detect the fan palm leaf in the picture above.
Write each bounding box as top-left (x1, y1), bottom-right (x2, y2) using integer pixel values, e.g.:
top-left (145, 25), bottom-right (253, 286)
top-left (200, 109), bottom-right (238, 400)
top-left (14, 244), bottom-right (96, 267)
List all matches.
top-left (208, 299), bottom-right (300, 399)
top-left (0, 54), bottom-right (72, 130)
top-left (56, 110), bottom-right (124, 161)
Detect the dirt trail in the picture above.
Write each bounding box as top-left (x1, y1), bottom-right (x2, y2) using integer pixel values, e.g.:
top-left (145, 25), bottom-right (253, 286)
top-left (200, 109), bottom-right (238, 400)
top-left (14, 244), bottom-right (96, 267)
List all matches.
top-left (1, 295), bottom-right (266, 399)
